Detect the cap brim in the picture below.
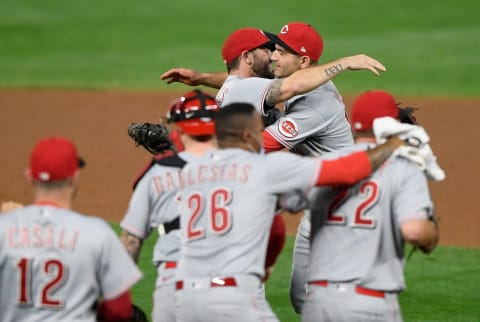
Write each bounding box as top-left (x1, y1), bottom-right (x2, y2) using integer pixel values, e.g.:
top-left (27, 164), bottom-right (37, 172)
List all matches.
top-left (263, 31), bottom-right (297, 55)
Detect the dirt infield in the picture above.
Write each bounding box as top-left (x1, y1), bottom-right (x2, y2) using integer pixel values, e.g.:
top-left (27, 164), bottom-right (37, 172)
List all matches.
top-left (0, 89), bottom-right (478, 248)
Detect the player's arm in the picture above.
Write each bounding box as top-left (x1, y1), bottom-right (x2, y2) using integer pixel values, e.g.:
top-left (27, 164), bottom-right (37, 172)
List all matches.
top-left (265, 54), bottom-right (385, 106)
top-left (401, 215), bottom-right (439, 253)
top-left (316, 136), bottom-right (404, 186)
top-left (160, 68), bottom-right (227, 89)
top-left (120, 230), bottom-right (143, 263)
top-left (263, 130), bottom-right (285, 153)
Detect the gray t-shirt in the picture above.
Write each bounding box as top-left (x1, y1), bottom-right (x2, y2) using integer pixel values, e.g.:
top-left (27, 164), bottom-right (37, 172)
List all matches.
top-left (177, 148), bottom-right (322, 280)
top-left (265, 81), bottom-right (353, 156)
top-left (308, 143), bottom-right (434, 291)
top-left (0, 205), bottom-right (142, 322)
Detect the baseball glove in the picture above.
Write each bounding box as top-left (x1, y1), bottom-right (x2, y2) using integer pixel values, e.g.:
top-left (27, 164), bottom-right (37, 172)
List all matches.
top-left (127, 122), bottom-right (174, 155)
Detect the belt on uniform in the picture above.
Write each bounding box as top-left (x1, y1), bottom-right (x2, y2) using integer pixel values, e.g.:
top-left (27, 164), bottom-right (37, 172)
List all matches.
top-left (164, 261), bottom-right (177, 269)
top-left (176, 277), bottom-right (237, 290)
top-left (310, 280), bottom-right (385, 298)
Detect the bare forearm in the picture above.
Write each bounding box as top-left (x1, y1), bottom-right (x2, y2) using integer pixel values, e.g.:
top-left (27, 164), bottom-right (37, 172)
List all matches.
top-left (402, 219), bottom-right (439, 253)
top-left (198, 72), bottom-right (227, 89)
top-left (266, 55), bottom-right (385, 105)
top-left (120, 230), bottom-right (143, 263)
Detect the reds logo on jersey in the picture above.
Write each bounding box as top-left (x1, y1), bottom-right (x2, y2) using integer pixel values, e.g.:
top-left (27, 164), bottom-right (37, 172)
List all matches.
top-left (278, 117), bottom-right (299, 138)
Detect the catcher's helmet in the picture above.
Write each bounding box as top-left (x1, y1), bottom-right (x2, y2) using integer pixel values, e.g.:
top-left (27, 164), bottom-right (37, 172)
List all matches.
top-left (166, 89), bottom-right (219, 135)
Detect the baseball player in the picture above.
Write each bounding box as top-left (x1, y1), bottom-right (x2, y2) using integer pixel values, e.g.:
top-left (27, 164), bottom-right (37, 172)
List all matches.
top-left (120, 90), bottom-right (220, 322)
top-left (302, 90), bottom-right (440, 322)
top-left (174, 102), bottom-right (412, 322)
top-left (161, 27), bottom-right (386, 118)
top-left (0, 136), bottom-right (143, 322)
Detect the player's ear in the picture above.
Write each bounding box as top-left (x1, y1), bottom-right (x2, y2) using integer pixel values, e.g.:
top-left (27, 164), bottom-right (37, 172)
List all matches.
top-left (242, 50), bottom-right (254, 65)
top-left (299, 55), bottom-right (310, 69)
top-left (24, 168), bottom-right (33, 183)
top-left (68, 170), bottom-right (81, 187)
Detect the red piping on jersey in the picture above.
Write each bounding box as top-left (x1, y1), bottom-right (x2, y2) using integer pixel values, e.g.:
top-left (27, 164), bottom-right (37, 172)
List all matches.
top-left (316, 151), bottom-right (372, 186)
top-left (34, 200), bottom-right (63, 208)
top-left (263, 130), bottom-right (285, 153)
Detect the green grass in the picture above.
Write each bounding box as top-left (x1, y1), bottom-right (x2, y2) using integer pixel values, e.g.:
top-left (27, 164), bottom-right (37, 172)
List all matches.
top-left (110, 224), bottom-right (480, 322)
top-left (0, 0), bottom-right (479, 96)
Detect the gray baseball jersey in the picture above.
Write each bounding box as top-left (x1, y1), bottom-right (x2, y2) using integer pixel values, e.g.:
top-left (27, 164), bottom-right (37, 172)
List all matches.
top-left (0, 204), bottom-right (142, 322)
top-left (216, 75), bottom-right (275, 115)
top-left (265, 81), bottom-right (353, 156)
top-left (307, 143), bottom-right (434, 290)
top-left (121, 151), bottom-right (196, 322)
top-left (301, 143), bottom-right (434, 322)
top-left (120, 152), bottom-right (197, 264)
top-left (175, 148), bottom-right (322, 322)
top-left (177, 149), bottom-right (321, 279)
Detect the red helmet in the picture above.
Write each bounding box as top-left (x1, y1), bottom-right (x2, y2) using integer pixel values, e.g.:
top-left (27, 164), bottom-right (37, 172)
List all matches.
top-left (166, 90), bottom-right (219, 135)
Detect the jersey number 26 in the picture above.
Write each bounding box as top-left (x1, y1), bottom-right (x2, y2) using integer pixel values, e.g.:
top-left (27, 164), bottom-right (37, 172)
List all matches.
top-left (185, 187), bottom-right (233, 241)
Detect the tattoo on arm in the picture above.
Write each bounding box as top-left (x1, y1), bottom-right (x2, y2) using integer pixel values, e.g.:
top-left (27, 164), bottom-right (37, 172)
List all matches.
top-left (265, 79), bottom-right (284, 107)
top-left (324, 64), bottom-right (344, 77)
top-left (120, 230), bottom-right (143, 263)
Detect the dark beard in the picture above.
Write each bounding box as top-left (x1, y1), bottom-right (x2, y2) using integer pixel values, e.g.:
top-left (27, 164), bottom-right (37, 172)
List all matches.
top-left (252, 59), bottom-right (274, 79)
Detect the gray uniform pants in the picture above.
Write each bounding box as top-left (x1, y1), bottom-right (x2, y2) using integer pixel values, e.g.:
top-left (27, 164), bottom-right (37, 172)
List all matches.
top-left (153, 262), bottom-right (177, 322)
top-left (176, 275), bottom-right (278, 322)
top-left (302, 282), bottom-right (402, 322)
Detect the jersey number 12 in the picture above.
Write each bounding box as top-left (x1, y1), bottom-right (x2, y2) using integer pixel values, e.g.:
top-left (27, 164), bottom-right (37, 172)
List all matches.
top-left (16, 257), bottom-right (66, 308)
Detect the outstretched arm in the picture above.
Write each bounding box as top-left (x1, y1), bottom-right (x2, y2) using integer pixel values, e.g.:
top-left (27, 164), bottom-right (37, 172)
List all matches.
top-left (265, 54), bottom-right (386, 106)
top-left (315, 136), bottom-right (405, 186)
top-left (160, 68), bottom-right (227, 89)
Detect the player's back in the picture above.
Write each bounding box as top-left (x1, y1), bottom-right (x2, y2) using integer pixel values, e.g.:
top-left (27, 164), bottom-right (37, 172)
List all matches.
top-left (216, 75), bottom-right (274, 115)
top-left (0, 204), bottom-right (142, 322)
top-left (308, 143), bottom-right (433, 292)
top-left (178, 148), bottom-right (319, 280)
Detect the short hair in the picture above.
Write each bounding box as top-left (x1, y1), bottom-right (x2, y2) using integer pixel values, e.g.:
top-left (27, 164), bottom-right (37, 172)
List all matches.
top-left (226, 57), bottom-right (240, 73)
top-left (215, 103), bottom-right (256, 141)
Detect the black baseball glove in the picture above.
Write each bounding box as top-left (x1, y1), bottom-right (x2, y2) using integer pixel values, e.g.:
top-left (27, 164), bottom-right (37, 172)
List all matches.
top-left (127, 122), bottom-right (174, 155)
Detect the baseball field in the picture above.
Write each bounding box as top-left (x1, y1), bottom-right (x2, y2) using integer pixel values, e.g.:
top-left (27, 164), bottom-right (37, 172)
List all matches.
top-left (1, 0), bottom-right (479, 321)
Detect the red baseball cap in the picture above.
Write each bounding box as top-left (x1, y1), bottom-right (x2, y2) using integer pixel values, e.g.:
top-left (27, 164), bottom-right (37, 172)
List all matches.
top-left (30, 136), bottom-right (85, 182)
top-left (221, 28), bottom-right (275, 64)
top-left (350, 90), bottom-right (399, 131)
top-left (269, 22), bottom-right (323, 61)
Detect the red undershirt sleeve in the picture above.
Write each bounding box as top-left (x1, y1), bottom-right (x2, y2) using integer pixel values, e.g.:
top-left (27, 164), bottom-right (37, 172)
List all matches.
top-left (97, 291), bottom-right (133, 322)
top-left (265, 214), bottom-right (286, 268)
top-left (263, 130), bottom-right (285, 153)
top-left (316, 151), bottom-right (372, 186)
